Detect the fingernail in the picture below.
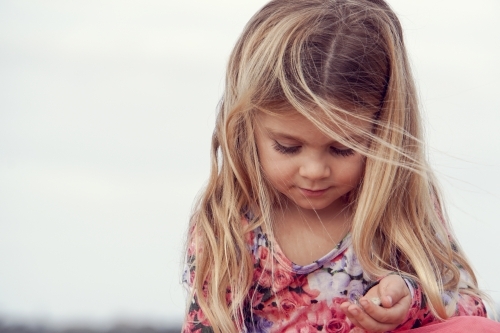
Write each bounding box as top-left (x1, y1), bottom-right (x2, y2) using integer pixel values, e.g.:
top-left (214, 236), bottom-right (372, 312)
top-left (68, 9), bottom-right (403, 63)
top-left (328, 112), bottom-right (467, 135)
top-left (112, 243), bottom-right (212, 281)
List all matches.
top-left (386, 296), bottom-right (393, 306)
top-left (351, 307), bottom-right (360, 315)
top-left (360, 299), bottom-right (369, 308)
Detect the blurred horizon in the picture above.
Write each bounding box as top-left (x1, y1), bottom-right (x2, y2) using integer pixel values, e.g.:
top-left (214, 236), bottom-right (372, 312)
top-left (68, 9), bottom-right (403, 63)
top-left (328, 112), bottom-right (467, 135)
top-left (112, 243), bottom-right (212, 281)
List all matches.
top-left (1, 0), bottom-right (499, 329)
top-left (0, 318), bottom-right (181, 333)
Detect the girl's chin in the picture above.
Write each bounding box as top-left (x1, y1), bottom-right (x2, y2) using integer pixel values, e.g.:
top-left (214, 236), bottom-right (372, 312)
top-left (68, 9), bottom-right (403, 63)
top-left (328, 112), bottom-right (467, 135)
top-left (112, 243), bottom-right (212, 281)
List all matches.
top-left (291, 197), bottom-right (347, 212)
top-left (290, 198), bottom-right (346, 213)
top-left (275, 192), bottom-right (348, 213)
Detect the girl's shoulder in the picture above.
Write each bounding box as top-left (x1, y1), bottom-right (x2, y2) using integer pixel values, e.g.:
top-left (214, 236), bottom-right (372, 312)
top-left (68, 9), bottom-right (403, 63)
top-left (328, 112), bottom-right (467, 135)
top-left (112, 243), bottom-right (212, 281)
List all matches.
top-left (241, 212), bottom-right (265, 253)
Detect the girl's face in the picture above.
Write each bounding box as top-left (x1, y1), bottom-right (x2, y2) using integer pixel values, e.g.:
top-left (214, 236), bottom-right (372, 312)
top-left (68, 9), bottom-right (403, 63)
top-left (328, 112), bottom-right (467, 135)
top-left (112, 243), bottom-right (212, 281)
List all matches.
top-left (255, 111), bottom-right (368, 215)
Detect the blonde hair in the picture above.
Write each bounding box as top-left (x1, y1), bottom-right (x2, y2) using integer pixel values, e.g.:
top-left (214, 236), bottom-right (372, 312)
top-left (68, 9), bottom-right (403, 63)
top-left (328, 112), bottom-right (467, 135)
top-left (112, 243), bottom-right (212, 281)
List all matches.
top-left (186, 0), bottom-right (484, 332)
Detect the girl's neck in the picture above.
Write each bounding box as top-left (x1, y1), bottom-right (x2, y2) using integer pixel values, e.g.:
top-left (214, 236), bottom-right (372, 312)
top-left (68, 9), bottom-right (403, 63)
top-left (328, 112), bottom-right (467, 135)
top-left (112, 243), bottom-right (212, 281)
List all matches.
top-left (270, 198), bottom-right (352, 265)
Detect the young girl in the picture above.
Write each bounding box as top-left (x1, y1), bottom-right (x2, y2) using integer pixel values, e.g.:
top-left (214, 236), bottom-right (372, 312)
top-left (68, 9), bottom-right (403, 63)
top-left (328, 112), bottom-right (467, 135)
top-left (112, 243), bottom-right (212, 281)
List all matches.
top-left (182, 0), bottom-right (496, 332)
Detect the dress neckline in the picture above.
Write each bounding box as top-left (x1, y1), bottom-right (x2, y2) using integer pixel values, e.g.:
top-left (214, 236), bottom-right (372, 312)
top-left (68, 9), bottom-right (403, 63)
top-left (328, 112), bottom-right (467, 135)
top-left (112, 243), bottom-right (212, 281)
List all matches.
top-left (262, 226), bottom-right (352, 274)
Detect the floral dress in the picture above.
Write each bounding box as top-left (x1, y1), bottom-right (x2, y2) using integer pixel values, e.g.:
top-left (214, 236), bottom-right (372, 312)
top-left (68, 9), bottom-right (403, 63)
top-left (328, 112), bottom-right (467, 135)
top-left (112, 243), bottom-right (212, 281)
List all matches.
top-left (182, 220), bottom-right (486, 333)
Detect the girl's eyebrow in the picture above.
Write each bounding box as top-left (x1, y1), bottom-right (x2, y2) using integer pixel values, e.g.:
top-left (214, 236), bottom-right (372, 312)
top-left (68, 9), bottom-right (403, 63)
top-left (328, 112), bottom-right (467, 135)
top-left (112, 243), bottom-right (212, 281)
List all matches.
top-left (265, 129), bottom-right (303, 141)
top-left (265, 127), bottom-right (365, 144)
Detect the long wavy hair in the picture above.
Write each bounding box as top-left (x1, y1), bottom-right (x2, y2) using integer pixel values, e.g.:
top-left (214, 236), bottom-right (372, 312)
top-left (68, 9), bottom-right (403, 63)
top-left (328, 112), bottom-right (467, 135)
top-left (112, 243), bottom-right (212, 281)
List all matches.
top-left (185, 0), bottom-right (483, 332)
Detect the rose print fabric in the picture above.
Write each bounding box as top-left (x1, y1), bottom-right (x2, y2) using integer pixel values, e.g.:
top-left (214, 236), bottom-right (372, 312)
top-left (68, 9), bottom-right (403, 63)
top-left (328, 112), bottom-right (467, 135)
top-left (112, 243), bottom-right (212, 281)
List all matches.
top-left (182, 219), bottom-right (486, 333)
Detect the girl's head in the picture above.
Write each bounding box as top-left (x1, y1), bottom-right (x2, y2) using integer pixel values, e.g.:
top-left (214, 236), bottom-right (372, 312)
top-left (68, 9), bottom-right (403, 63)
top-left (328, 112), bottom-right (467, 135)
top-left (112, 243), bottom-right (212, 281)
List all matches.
top-left (217, 0), bottom-right (419, 213)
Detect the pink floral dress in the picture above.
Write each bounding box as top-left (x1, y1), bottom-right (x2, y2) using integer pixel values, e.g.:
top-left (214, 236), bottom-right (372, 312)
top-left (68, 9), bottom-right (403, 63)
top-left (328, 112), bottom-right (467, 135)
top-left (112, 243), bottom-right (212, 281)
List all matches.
top-left (182, 219), bottom-right (486, 333)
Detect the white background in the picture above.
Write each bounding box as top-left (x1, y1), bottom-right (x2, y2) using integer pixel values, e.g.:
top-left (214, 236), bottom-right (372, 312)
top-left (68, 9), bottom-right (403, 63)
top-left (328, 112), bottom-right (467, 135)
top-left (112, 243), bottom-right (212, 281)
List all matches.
top-left (0, 0), bottom-right (499, 328)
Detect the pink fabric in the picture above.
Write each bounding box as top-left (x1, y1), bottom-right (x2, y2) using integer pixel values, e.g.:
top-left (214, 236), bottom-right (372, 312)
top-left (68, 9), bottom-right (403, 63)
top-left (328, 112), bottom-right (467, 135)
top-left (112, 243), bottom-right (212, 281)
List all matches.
top-left (400, 316), bottom-right (500, 333)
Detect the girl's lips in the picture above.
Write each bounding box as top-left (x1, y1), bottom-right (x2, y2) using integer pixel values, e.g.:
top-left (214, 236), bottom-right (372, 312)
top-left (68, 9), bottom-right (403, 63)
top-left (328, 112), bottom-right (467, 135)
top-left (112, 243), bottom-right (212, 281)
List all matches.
top-left (299, 187), bottom-right (328, 197)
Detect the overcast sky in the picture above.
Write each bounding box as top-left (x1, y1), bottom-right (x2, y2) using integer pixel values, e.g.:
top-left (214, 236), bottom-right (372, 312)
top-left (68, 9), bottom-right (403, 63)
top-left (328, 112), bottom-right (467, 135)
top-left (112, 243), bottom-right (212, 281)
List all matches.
top-left (0, 0), bottom-right (499, 329)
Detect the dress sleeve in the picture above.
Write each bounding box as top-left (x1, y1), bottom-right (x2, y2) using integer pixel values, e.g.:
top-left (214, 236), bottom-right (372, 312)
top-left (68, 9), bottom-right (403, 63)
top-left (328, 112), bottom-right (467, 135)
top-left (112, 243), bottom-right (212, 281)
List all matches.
top-left (181, 229), bottom-right (215, 333)
top-left (393, 273), bottom-right (487, 331)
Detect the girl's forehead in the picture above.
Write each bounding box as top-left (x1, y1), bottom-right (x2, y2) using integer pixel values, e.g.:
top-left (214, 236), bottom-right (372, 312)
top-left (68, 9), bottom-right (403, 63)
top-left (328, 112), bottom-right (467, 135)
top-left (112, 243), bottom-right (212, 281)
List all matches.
top-left (255, 109), bottom-right (372, 134)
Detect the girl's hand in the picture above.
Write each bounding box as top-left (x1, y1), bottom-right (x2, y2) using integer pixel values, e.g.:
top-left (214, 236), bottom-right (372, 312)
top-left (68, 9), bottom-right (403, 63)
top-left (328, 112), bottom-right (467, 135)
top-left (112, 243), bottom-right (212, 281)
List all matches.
top-left (340, 274), bottom-right (412, 333)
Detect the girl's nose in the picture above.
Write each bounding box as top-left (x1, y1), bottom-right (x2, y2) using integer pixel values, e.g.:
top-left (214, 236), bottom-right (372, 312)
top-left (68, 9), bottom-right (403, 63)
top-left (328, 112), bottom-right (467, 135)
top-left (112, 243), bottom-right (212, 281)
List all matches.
top-left (299, 157), bottom-right (331, 180)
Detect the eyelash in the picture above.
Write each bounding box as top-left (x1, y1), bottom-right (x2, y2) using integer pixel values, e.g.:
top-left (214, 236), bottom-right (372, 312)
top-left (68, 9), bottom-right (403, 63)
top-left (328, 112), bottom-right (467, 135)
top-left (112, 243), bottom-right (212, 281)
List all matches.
top-left (272, 141), bottom-right (355, 157)
top-left (272, 141), bottom-right (300, 154)
top-left (330, 146), bottom-right (356, 157)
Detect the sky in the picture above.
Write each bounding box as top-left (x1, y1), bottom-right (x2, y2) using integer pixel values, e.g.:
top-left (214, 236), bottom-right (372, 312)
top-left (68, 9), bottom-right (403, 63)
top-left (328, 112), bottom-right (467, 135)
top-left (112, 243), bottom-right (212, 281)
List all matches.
top-left (0, 0), bottom-right (499, 329)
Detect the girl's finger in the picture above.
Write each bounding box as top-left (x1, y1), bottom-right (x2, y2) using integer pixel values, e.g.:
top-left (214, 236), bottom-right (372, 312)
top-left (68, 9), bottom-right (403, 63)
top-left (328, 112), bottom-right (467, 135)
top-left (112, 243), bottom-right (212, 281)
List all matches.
top-left (344, 303), bottom-right (397, 333)
top-left (378, 275), bottom-right (410, 305)
top-left (358, 296), bottom-right (406, 324)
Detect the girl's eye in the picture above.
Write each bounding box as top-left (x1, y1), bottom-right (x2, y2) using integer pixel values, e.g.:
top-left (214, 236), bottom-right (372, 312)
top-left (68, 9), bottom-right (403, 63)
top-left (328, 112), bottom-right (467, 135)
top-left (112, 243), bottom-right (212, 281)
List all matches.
top-left (273, 141), bottom-right (301, 154)
top-left (330, 146), bottom-right (355, 157)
